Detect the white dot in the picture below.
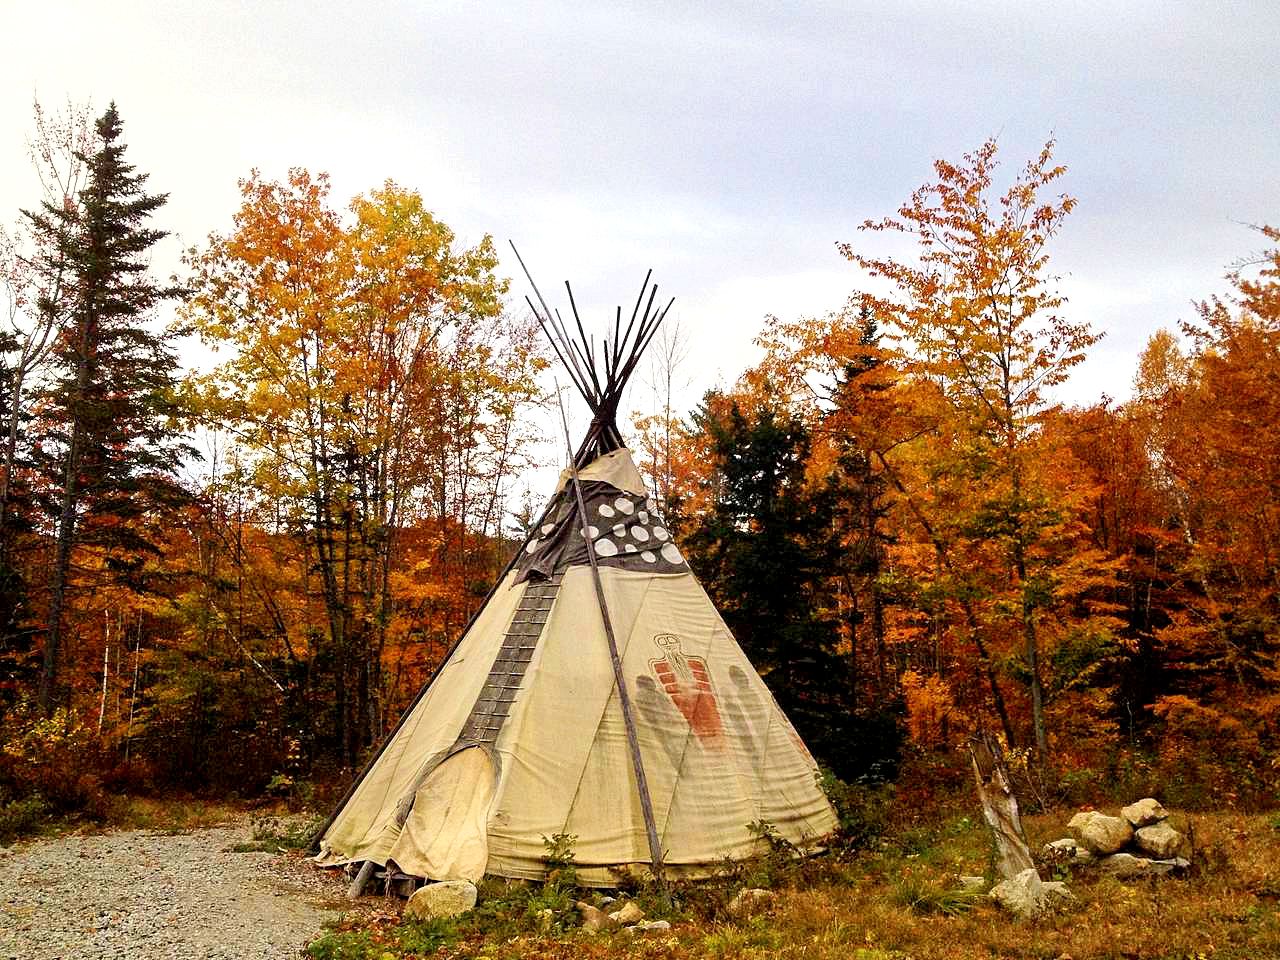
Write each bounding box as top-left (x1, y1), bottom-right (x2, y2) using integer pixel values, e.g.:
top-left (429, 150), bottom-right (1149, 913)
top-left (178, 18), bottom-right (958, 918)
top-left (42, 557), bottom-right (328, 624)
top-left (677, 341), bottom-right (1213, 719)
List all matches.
top-left (624, 543), bottom-right (638, 553)
top-left (653, 527), bottom-right (669, 541)
top-left (525, 540), bottom-right (541, 554)
top-left (641, 551), bottom-right (657, 563)
top-left (638, 511), bottom-right (650, 523)
top-left (631, 526), bottom-right (649, 542)
top-left (594, 538), bottom-right (618, 557)
top-left (541, 523), bottom-right (555, 534)
top-left (613, 523), bottom-right (627, 538)
top-left (660, 543), bottom-right (683, 564)
top-left (614, 498), bottom-right (635, 515)
top-left (580, 525), bottom-right (599, 539)
top-left (598, 504), bottom-right (615, 518)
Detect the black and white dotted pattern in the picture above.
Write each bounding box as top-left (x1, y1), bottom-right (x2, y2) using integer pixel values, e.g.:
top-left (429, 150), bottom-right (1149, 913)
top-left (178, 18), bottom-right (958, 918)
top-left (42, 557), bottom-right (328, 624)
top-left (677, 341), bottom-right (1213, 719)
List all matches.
top-left (588, 494), bottom-right (683, 566)
top-left (517, 485), bottom-right (688, 578)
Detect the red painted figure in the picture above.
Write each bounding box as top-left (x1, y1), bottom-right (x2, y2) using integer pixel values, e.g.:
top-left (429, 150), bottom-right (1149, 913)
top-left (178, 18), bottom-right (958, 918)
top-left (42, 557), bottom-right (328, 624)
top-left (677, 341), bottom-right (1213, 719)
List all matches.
top-left (649, 633), bottom-right (725, 749)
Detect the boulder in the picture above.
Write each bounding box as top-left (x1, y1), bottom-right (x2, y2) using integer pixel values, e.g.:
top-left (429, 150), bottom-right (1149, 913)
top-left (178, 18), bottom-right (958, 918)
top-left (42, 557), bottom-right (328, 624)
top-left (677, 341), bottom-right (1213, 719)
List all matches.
top-left (1097, 853), bottom-right (1190, 879)
top-left (609, 901), bottom-right (645, 925)
top-left (624, 920), bottom-right (672, 937)
top-left (727, 888), bottom-right (776, 917)
top-left (1068, 811), bottom-right (1133, 854)
top-left (575, 901), bottom-right (618, 933)
top-left (1121, 798), bottom-right (1168, 827)
top-left (404, 880), bottom-right (478, 921)
top-left (1042, 838), bottom-right (1095, 865)
top-left (1134, 822), bottom-right (1186, 860)
top-left (989, 868), bottom-right (1074, 921)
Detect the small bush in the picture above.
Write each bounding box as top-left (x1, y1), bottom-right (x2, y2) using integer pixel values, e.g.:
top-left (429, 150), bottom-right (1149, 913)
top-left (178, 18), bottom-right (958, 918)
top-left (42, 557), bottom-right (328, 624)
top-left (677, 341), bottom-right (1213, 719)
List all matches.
top-left (0, 794), bottom-right (50, 844)
top-left (820, 770), bottom-right (894, 850)
top-left (0, 701), bottom-right (108, 820)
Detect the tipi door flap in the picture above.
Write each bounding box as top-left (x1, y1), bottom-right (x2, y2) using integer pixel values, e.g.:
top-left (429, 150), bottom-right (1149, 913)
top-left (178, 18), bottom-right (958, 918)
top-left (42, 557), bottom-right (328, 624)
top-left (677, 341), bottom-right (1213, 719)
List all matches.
top-left (387, 746), bottom-right (496, 882)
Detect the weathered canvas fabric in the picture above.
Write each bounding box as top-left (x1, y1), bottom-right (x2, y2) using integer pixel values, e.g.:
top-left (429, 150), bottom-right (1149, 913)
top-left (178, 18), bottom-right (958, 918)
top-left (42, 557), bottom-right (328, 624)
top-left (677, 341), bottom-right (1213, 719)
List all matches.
top-left (315, 448), bottom-right (838, 885)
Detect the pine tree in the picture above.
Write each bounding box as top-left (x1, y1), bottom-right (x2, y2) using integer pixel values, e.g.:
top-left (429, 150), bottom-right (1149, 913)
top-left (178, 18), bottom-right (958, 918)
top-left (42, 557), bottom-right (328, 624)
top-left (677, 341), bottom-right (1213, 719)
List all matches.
top-left (684, 395), bottom-right (899, 780)
top-left (26, 104), bottom-right (189, 714)
top-left (827, 307), bottom-right (895, 694)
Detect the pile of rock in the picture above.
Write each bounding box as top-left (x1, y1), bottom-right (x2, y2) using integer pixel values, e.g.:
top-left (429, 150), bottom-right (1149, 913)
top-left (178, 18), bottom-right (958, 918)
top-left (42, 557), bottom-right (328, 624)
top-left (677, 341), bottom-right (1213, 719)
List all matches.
top-left (576, 899), bottom-right (671, 937)
top-left (1044, 797), bottom-right (1191, 879)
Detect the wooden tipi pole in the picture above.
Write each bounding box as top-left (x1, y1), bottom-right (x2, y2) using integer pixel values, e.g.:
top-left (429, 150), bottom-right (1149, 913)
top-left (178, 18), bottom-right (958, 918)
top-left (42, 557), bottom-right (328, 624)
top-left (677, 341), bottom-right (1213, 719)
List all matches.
top-left (556, 384), bottom-right (666, 882)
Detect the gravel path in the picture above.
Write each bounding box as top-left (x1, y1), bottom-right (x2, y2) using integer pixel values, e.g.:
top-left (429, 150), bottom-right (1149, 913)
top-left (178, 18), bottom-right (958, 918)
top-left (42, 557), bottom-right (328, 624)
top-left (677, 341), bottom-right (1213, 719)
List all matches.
top-left (0, 822), bottom-right (351, 959)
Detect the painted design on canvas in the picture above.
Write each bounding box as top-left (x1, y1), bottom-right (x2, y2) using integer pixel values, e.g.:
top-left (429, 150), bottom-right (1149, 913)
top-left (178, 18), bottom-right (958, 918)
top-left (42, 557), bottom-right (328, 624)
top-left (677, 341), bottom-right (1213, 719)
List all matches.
top-left (648, 633), bottom-right (724, 750)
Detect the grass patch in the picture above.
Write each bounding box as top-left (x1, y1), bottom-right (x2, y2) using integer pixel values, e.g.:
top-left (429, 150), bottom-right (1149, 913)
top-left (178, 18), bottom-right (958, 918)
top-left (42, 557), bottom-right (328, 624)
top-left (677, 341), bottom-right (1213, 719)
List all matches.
top-left (228, 813), bottom-right (325, 853)
top-left (888, 872), bottom-right (982, 916)
top-left (309, 808), bottom-right (1280, 960)
top-left (104, 795), bottom-right (244, 833)
top-left (308, 917), bottom-right (457, 960)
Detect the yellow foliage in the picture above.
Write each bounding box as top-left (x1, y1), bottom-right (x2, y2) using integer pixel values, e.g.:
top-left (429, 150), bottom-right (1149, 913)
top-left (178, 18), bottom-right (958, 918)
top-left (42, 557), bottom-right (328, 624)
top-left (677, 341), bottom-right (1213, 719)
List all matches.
top-left (900, 670), bottom-right (961, 747)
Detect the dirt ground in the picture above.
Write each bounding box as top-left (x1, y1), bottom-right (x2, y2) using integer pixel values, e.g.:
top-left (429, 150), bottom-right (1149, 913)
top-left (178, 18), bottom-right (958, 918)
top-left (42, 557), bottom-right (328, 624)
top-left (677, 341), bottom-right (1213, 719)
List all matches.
top-left (0, 819), bottom-right (350, 960)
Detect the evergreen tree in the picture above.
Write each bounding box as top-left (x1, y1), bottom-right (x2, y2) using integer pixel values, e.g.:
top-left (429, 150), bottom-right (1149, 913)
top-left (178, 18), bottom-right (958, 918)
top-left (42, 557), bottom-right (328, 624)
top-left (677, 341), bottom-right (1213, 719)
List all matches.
top-left (26, 104), bottom-right (189, 714)
top-left (827, 308), bottom-right (895, 692)
top-left (684, 395), bottom-right (899, 780)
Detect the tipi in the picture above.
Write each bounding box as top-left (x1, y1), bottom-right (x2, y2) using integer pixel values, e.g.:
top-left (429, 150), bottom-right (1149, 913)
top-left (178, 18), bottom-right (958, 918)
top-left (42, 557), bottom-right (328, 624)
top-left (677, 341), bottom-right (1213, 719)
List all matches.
top-left (313, 258), bottom-right (838, 888)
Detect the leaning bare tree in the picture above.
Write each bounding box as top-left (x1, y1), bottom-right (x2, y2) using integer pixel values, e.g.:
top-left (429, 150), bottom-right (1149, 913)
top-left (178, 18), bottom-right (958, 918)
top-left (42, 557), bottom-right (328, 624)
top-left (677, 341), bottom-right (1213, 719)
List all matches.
top-left (0, 99), bottom-right (93, 541)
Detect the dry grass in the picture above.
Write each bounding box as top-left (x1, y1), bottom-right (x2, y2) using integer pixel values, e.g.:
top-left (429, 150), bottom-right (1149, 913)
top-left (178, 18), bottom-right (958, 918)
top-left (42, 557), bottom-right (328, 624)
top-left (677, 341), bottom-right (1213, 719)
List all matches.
top-left (372, 809), bottom-right (1280, 960)
top-left (99, 795), bottom-right (246, 833)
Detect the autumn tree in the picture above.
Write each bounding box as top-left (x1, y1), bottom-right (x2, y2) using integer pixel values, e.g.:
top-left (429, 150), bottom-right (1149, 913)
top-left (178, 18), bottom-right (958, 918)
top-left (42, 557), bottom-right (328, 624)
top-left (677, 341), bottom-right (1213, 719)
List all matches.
top-left (184, 170), bottom-right (543, 764)
top-left (24, 103), bottom-right (188, 715)
top-left (1133, 227), bottom-right (1280, 787)
top-left (838, 139), bottom-right (1106, 758)
top-left (632, 316), bottom-right (694, 527)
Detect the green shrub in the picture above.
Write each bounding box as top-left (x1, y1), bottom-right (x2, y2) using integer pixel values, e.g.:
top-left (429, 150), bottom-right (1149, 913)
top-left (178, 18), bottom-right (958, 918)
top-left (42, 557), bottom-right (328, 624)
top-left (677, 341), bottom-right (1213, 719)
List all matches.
top-left (306, 928), bottom-right (378, 960)
top-left (307, 917), bottom-right (457, 960)
top-left (819, 770), bottom-right (895, 850)
top-left (0, 794), bottom-right (50, 844)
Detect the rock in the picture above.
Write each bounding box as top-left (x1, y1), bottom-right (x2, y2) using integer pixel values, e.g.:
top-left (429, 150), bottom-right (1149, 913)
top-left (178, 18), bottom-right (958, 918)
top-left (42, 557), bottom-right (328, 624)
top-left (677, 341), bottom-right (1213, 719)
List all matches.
top-left (1121, 798), bottom-right (1168, 827)
top-left (989, 868), bottom-right (1072, 920)
top-left (1042, 880), bottom-right (1075, 905)
top-left (575, 900), bottom-right (618, 933)
top-left (1068, 811), bottom-right (1133, 854)
top-left (958, 875), bottom-right (986, 893)
top-left (1041, 838), bottom-right (1095, 865)
top-left (1134, 822), bottom-right (1186, 859)
top-left (1097, 853), bottom-right (1190, 879)
top-left (625, 919), bottom-right (672, 937)
top-left (404, 880), bottom-right (477, 921)
top-left (727, 887), bottom-right (776, 917)
top-left (609, 901), bottom-right (645, 924)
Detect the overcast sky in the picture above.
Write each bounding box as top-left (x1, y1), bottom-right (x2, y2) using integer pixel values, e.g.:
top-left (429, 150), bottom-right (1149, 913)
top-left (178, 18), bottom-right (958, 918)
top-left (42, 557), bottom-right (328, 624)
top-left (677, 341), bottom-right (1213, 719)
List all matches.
top-left (4, 0), bottom-right (1278, 463)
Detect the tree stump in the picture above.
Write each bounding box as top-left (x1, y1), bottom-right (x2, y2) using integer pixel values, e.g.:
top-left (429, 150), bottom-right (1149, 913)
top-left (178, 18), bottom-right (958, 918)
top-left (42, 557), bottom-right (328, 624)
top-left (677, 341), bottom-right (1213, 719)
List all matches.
top-left (968, 731), bottom-right (1035, 880)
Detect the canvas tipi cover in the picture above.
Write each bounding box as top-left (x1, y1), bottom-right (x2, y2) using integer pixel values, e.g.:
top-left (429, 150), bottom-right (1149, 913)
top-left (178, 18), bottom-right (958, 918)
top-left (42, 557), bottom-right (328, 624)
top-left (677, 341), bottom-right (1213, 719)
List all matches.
top-left (314, 263), bottom-right (838, 887)
top-left (315, 448), bottom-right (837, 886)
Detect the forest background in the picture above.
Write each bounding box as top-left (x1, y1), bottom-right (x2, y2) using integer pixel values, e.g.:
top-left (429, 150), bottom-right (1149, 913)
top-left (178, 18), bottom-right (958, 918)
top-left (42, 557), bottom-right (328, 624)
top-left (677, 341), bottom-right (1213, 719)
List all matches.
top-left (1, 101), bottom-right (1277, 833)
